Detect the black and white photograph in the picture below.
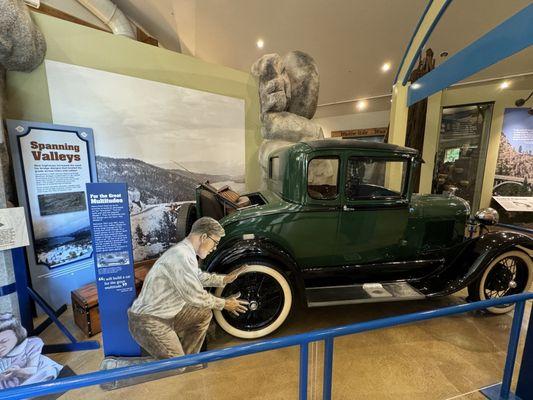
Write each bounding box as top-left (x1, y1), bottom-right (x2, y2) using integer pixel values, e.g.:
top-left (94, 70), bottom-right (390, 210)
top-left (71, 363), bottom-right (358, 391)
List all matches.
top-left (96, 251), bottom-right (130, 268)
top-left (45, 60), bottom-right (245, 262)
top-left (37, 191), bottom-right (87, 216)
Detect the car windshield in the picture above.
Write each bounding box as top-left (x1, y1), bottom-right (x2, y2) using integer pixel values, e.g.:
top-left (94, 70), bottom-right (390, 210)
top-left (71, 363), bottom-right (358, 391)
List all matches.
top-left (345, 157), bottom-right (408, 200)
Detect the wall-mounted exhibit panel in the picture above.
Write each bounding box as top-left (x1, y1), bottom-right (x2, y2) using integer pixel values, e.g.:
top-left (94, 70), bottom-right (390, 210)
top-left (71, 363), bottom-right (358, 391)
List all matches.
top-left (492, 108), bottom-right (533, 227)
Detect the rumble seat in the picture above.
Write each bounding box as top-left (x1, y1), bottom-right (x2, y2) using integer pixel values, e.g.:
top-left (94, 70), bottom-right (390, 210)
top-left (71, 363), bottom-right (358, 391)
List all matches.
top-left (199, 182), bottom-right (251, 219)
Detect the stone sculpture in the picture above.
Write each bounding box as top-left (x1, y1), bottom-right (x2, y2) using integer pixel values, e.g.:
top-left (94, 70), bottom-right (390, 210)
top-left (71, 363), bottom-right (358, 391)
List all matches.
top-left (251, 51), bottom-right (323, 187)
top-left (0, 0), bottom-right (46, 71)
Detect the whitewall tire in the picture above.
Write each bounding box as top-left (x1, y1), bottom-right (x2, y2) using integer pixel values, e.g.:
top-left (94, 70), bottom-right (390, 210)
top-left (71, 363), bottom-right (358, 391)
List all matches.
top-left (471, 250), bottom-right (533, 314)
top-left (214, 263), bottom-right (293, 339)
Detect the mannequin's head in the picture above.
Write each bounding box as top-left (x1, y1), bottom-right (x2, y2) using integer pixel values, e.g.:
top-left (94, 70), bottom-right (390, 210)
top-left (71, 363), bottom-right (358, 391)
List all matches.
top-left (187, 217), bottom-right (225, 260)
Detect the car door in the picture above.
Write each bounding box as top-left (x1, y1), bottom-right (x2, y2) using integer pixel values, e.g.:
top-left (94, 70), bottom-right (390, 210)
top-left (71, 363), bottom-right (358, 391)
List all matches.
top-left (336, 154), bottom-right (411, 267)
top-left (287, 154), bottom-right (342, 268)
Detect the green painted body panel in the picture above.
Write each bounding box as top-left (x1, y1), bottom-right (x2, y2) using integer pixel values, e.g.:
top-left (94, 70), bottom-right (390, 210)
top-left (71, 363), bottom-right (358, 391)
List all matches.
top-left (220, 192), bottom-right (342, 266)
top-left (206, 139), bottom-right (470, 275)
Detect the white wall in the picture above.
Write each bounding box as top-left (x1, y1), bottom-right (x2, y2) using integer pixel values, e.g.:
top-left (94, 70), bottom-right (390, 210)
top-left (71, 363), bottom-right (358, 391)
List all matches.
top-left (313, 110), bottom-right (390, 138)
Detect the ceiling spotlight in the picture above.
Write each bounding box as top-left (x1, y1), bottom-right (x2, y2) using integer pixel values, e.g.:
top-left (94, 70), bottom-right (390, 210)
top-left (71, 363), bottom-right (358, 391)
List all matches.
top-left (356, 100), bottom-right (368, 111)
top-left (381, 62), bottom-right (391, 72)
top-left (500, 81), bottom-right (510, 89)
top-left (256, 39), bottom-right (264, 49)
top-left (411, 83), bottom-right (421, 89)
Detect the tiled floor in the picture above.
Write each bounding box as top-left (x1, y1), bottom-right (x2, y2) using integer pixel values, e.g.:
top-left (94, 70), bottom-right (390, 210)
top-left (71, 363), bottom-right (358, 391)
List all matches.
top-left (33, 289), bottom-right (532, 400)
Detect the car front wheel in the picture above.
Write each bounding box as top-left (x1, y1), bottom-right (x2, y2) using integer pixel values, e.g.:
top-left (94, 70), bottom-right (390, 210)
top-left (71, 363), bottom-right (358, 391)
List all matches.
top-left (213, 262), bottom-right (293, 339)
top-left (468, 250), bottom-right (533, 314)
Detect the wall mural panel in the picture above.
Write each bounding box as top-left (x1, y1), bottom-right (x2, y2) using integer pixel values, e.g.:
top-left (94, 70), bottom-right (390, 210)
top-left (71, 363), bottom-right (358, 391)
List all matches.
top-left (45, 60), bottom-right (245, 263)
top-left (492, 107), bottom-right (533, 226)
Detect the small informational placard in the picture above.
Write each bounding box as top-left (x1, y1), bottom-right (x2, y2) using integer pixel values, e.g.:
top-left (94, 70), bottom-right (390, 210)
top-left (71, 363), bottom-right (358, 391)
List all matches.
top-left (493, 196), bottom-right (533, 212)
top-left (86, 183), bottom-right (140, 357)
top-left (0, 207), bottom-right (30, 251)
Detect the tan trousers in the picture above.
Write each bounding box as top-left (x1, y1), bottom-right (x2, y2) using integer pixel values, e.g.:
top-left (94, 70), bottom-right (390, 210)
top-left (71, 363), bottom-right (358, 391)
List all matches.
top-left (128, 305), bottom-right (212, 359)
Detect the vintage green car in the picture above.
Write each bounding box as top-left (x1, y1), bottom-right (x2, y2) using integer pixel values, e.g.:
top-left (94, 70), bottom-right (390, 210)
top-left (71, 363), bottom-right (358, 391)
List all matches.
top-left (178, 139), bottom-right (533, 339)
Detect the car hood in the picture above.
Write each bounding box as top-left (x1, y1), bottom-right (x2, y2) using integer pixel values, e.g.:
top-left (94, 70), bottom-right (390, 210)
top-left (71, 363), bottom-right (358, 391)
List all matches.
top-left (410, 193), bottom-right (470, 218)
top-left (220, 190), bottom-right (297, 227)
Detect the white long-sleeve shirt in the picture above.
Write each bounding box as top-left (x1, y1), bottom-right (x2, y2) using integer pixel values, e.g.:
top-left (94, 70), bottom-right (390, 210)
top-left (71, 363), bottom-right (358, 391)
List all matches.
top-left (130, 239), bottom-right (226, 319)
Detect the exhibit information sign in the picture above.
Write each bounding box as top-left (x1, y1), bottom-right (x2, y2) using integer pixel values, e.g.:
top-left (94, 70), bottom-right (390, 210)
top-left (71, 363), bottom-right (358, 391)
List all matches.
top-left (493, 196), bottom-right (533, 212)
top-left (7, 120), bottom-right (97, 309)
top-left (0, 207), bottom-right (29, 251)
top-left (86, 182), bottom-right (140, 357)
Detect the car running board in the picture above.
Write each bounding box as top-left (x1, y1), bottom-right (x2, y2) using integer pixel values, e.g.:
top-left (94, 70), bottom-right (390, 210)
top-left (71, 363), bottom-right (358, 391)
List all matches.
top-left (305, 282), bottom-right (425, 308)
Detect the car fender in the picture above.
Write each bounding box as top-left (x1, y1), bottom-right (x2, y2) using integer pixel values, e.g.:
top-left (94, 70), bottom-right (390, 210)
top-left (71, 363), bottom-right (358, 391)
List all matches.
top-left (204, 237), bottom-right (307, 305)
top-left (420, 231), bottom-right (533, 297)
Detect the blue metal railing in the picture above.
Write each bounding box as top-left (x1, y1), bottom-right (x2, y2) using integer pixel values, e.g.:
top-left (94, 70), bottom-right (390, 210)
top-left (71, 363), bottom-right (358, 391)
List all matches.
top-left (2, 292), bottom-right (533, 400)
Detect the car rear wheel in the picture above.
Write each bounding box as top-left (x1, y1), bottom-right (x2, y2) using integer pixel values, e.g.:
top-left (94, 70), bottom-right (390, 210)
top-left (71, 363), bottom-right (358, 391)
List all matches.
top-left (213, 262), bottom-right (293, 339)
top-left (468, 250), bottom-right (533, 314)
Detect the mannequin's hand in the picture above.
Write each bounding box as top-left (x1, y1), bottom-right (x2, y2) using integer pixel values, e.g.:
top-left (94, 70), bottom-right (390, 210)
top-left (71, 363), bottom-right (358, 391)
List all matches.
top-left (223, 265), bottom-right (249, 284)
top-left (223, 292), bottom-right (249, 316)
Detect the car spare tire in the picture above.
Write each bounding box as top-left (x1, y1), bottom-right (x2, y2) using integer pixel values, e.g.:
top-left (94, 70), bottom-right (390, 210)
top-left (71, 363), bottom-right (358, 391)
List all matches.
top-left (176, 203), bottom-right (197, 241)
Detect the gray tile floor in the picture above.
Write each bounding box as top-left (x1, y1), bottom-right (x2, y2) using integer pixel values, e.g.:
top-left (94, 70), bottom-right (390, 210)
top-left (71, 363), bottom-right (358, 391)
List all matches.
top-left (34, 290), bottom-right (532, 400)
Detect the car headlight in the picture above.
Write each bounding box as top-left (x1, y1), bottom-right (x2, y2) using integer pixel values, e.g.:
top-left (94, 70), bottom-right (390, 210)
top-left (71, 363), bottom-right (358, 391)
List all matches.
top-left (474, 207), bottom-right (499, 225)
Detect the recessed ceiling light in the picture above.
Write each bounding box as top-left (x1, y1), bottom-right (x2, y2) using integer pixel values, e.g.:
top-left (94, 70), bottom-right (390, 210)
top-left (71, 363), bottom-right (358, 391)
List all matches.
top-left (381, 62), bottom-right (391, 72)
top-left (256, 39), bottom-right (264, 49)
top-left (500, 81), bottom-right (510, 89)
top-left (356, 100), bottom-right (368, 111)
top-left (411, 83), bottom-right (421, 89)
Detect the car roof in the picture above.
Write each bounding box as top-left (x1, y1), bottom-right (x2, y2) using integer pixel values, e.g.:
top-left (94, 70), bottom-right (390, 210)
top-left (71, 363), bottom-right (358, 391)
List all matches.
top-left (301, 138), bottom-right (419, 155)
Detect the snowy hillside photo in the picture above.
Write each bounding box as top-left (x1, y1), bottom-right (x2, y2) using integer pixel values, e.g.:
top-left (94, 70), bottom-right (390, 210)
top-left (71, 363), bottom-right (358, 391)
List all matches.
top-left (45, 60), bottom-right (245, 263)
top-left (97, 156), bottom-right (244, 261)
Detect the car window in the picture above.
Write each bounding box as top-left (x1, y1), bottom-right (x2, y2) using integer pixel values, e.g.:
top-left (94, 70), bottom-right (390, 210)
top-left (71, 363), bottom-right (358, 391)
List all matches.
top-left (269, 156), bottom-right (280, 180)
top-left (307, 157), bottom-right (339, 200)
top-left (345, 158), bottom-right (408, 200)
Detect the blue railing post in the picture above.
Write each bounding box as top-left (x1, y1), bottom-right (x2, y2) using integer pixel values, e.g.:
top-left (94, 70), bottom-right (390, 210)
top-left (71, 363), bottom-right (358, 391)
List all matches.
top-left (11, 247), bottom-right (33, 333)
top-left (516, 299), bottom-right (533, 399)
top-left (323, 337), bottom-right (334, 400)
top-left (500, 300), bottom-right (526, 399)
top-left (299, 342), bottom-right (309, 400)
